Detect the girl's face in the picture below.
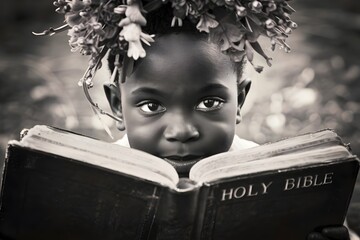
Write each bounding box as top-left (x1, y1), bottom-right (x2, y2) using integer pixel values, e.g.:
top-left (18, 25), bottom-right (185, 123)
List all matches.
top-left (119, 33), bottom-right (241, 174)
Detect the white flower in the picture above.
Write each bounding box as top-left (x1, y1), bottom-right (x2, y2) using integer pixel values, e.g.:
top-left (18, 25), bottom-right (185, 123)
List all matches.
top-left (120, 23), bottom-right (154, 60)
top-left (117, 0), bottom-right (146, 26)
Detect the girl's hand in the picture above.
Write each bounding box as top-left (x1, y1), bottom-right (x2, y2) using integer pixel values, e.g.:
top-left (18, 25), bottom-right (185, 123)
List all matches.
top-left (307, 226), bottom-right (350, 240)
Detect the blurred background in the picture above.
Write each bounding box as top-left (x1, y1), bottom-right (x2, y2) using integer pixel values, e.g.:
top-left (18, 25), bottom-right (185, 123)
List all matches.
top-left (1, 0), bottom-right (360, 235)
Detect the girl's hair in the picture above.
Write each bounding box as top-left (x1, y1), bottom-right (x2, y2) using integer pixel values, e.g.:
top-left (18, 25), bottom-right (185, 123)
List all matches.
top-left (108, 2), bottom-right (246, 84)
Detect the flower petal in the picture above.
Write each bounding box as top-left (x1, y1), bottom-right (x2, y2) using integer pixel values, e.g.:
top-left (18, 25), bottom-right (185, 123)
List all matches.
top-left (125, 2), bottom-right (146, 26)
top-left (196, 13), bottom-right (219, 33)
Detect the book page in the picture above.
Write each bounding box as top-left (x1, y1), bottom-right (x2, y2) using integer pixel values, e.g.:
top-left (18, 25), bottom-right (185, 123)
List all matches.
top-left (15, 125), bottom-right (179, 188)
top-left (189, 130), bottom-right (343, 182)
top-left (192, 145), bottom-right (352, 183)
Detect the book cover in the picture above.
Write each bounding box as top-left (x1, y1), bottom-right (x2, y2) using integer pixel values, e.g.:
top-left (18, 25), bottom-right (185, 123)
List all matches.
top-left (0, 145), bottom-right (164, 240)
top-left (199, 159), bottom-right (359, 240)
top-left (0, 126), bottom-right (358, 240)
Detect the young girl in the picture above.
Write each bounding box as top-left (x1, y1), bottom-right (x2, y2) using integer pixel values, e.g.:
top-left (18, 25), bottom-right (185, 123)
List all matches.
top-left (39, 0), bottom-right (358, 239)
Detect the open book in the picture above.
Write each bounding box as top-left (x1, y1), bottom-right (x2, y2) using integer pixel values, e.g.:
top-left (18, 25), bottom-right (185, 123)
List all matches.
top-left (0, 125), bottom-right (358, 240)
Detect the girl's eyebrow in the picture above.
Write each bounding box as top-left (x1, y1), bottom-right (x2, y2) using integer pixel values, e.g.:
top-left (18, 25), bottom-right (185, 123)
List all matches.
top-left (131, 87), bottom-right (168, 97)
top-left (200, 83), bottom-right (229, 92)
top-left (130, 84), bottom-right (228, 98)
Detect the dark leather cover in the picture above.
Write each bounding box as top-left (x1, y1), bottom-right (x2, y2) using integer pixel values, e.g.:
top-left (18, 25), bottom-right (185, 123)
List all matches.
top-left (199, 159), bottom-right (359, 240)
top-left (0, 143), bottom-right (358, 240)
top-left (0, 145), bottom-right (166, 240)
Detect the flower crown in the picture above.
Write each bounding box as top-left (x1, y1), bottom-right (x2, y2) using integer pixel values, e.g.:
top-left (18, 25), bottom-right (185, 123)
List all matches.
top-left (34, 0), bottom-right (296, 136)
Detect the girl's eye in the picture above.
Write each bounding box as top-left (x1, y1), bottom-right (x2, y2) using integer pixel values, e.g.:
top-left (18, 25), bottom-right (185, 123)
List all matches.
top-left (196, 98), bottom-right (224, 112)
top-left (139, 102), bottom-right (166, 114)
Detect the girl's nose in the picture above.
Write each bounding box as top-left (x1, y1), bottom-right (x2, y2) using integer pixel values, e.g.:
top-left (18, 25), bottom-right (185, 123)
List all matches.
top-left (164, 117), bottom-right (200, 143)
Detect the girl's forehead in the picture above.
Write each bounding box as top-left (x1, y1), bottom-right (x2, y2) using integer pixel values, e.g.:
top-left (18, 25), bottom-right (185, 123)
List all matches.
top-left (130, 33), bottom-right (234, 80)
top-left (149, 33), bottom-right (223, 59)
top-left (123, 67), bottom-right (236, 100)
top-left (120, 33), bottom-right (237, 98)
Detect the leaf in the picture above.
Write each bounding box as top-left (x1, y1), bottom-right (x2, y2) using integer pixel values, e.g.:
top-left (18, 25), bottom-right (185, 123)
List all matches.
top-left (283, 2), bottom-right (296, 13)
top-left (245, 40), bottom-right (254, 62)
top-left (143, 0), bottom-right (163, 13)
top-left (250, 41), bottom-right (272, 67)
top-left (210, 22), bottom-right (246, 51)
top-left (120, 56), bottom-right (134, 83)
top-left (245, 16), bottom-right (267, 42)
top-left (245, 40), bottom-right (264, 73)
top-left (91, 105), bottom-right (114, 139)
top-left (246, 12), bottom-right (263, 26)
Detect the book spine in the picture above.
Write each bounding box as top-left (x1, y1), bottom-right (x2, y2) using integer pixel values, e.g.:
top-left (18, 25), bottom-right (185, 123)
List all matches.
top-left (154, 180), bottom-right (201, 240)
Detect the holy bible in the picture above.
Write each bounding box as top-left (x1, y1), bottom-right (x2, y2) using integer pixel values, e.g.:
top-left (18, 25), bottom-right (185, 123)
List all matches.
top-left (0, 125), bottom-right (358, 240)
